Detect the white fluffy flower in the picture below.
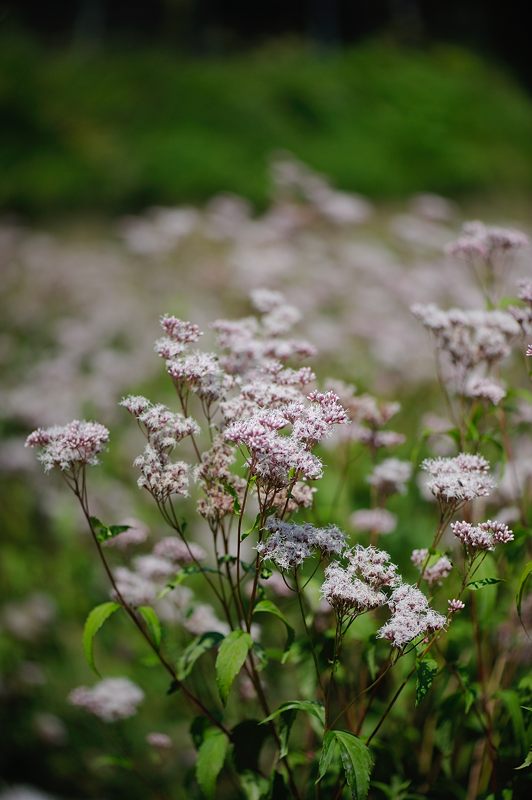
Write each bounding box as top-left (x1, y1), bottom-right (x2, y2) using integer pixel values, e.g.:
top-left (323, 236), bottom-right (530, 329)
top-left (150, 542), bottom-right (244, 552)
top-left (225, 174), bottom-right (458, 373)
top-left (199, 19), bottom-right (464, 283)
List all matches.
top-left (68, 677), bottom-right (144, 722)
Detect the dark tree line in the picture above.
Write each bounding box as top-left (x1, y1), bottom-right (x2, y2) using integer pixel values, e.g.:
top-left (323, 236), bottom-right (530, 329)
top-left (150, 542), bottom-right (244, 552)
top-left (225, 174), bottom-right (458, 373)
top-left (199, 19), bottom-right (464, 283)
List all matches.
top-left (2, 1), bottom-right (531, 86)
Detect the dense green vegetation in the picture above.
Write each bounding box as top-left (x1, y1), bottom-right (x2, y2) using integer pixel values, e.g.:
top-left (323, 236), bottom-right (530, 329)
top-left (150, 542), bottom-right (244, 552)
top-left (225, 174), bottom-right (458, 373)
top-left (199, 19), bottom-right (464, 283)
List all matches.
top-left (2, 36), bottom-right (532, 214)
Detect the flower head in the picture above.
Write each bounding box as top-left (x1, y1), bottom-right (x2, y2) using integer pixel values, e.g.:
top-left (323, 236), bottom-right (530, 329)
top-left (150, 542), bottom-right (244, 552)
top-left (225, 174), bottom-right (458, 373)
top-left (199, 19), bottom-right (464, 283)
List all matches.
top-left (257, 517), bottom-right (346, 571)
top-left (377, 583), bottom-right (446, 649)
top-left (421, 453), bottom-right (495, 508)
top-left (25, 420), bottom-right (109, 473)
top-left (451, 519), bottom-right (514, 553)
top-left (322, 545), bottom-right (400, 617)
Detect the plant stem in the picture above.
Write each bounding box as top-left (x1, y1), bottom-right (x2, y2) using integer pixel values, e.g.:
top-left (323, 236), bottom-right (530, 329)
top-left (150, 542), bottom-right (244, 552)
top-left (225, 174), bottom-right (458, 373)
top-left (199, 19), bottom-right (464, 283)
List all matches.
top-left (72, 477), bottom-right (231, 739)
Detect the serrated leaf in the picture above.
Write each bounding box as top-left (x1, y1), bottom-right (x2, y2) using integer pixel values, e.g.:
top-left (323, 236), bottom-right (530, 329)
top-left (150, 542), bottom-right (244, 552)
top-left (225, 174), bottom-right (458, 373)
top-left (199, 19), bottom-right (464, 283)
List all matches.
top-left (138, 606), bottom-right (162, 648)
top-left (253, 600), bottom-right (294, 654)
top-left (318, 730), bottom-right (373, 799)
top-left (83, 601), bottom-right (121, 675)
top-left (516, 561), bottom-right (532, 629)
top-left (196, 728), bottom-right (229, 798)
top-left (177, 632), bottom-right (225, 680)
top-left (317, 730), bottom-right (342, 784)
top-left (416, 657), bottom-right (438, 706)
top-left (215, 630), bottom-right (253, 704)
top-left (336, 731), bottom-right (374, 800)
top-left (467, 577), bottom-right (503, 591)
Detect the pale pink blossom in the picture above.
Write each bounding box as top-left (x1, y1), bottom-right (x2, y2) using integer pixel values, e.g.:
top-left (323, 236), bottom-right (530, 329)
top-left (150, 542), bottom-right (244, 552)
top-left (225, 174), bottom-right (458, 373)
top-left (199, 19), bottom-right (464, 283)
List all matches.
top-left (25, 420), bottom-right (109, 472)
top-left (350, 508), bottom-right (397, 535)
top-left (448, 598), bottom-right (465, 613)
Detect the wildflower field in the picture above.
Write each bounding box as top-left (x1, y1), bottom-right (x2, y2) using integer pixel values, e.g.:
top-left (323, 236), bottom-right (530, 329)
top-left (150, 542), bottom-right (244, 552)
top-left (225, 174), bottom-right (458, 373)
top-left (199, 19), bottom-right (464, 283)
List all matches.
top-left (1, 155), bottom-right (531, 800)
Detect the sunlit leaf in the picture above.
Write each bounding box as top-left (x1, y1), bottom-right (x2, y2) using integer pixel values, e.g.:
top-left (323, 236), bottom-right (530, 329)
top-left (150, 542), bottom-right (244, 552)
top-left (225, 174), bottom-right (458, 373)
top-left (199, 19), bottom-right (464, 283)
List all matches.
top-left (215, 630), bottom-right (253, 704)
top-left (467, 577), bottom-right (503, 591)
top-left (83, 601), bottom-right (121, 675)
top-left (196, 728), bottom-right (229, 798)
top-left (138, 605), bottom-right (162, 648)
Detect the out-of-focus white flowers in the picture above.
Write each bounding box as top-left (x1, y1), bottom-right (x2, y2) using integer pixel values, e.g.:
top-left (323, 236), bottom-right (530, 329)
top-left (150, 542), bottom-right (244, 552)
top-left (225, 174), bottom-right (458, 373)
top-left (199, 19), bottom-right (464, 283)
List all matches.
top-left (68, 677), bottom-right (144, 722)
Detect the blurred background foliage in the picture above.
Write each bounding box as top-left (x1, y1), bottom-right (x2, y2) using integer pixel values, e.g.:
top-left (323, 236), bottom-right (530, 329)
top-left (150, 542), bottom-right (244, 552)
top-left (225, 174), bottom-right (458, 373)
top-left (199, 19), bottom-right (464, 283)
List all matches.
top-left (2, 36), bottom-right (532, 215)
top-left (1, 2), bottom-right (532, 798)
top-left (2, 0), bottom-right (532, 216)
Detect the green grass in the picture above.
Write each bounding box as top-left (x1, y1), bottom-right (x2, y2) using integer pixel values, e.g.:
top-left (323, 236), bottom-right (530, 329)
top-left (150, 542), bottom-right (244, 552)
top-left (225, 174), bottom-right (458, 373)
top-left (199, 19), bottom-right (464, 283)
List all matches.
top-left (2, 36), bottom-right (532, 215)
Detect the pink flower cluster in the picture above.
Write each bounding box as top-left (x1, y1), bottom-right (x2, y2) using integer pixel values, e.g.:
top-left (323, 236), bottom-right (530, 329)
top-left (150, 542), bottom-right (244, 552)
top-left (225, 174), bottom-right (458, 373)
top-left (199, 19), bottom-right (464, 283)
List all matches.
top-left (411, 549), bottom-right (452, 586)
top-left (322, 545), bottom-right (400, 617)
top-left (121, 396), bottom-right (199, 502)
top-left (411, 304), bottom-right (519, 392)
top-left (25, 420), bottom-right (109, 473)
top-left (350, 508), bottom-right (397, 535)
top-left (451, 519), bottom-right (514, 552)
top-left (225, 392), bottom-right (349, 487)
top-left (378, 584), bottom-right (446, 649)
top-left (367, 458), bottom-right (412, 497)
top-left (446, 221), bottom-right (528, 261)
top-left (326, 380), bottom-right (404, 451)
top-left (421, 453), bottom-right (495, 507)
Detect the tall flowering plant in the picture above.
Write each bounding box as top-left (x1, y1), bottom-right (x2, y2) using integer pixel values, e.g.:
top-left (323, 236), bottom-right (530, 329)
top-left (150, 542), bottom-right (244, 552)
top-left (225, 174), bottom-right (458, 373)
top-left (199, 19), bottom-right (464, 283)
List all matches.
top-left (26, 268), bottom-right (529, 798)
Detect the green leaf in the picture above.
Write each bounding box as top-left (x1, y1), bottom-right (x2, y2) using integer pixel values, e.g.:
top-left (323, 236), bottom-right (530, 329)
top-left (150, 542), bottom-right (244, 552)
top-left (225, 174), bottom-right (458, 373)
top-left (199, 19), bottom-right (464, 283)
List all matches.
top-left (222, 481), bottom-right (241, 514)
top-left (318, 730), bottom-right (373, 799)
top-left (196, 728), bottom-right (229, 798)
top-left (239, 770), bottom-right (270, 800)
top-left (83, 601), bottom-right (121, 675)
top-left (253, 600), bottom-right (294, 654)
top-left (161, 564), bottom-right (221, 596)
top-left (89, 516), bottom-right (130, 543)
top-left (467, 577), bottom-right (503, 591)
top-left (317, 730), bottom-right (341, 784)
top-left (242, 512), bottom-right (262, 541)
top-left (516, 561), bottom-right (532, 628)
top-left (416, 657), bottom-right (438, 706)
top-left (262, 699), bottom-right (325, 727)
top-left (215, 630), bottom-right (253, 704)
top-left (336, 731), bottom-right (374, 799)
top-left (261, 700), bottom-right (325, 759)
top-left (138, 606), bottom-right (162, 648)
top-left (177, 632), bottom-right (225, 680)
